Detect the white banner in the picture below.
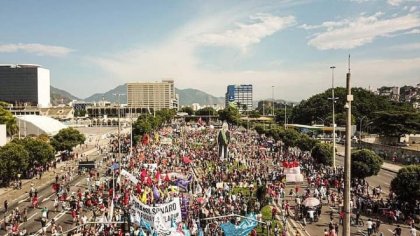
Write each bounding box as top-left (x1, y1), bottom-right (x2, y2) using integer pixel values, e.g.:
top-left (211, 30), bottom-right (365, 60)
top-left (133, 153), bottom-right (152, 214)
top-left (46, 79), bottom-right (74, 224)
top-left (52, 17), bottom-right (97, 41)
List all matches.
top-left (143, 163), bottom-right (158, 172)
top-left (121, 169), bottom-right (139, 184)
top-left (131, 196), bottom-right (182, 229)
top-left (283, 167), bottom-right (301, 175)
top-left (285, 174), bottom-right (304, 183)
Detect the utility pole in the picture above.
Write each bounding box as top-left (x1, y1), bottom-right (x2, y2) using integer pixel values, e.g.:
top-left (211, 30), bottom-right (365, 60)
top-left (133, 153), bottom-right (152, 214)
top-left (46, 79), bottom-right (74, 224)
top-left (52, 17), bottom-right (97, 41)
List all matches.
top-left (113, 93), bottom-right (125, 170)
top-left (343, 55), bottom-right (353, 236)
top-left (330, 66), bottom-right (337, 171)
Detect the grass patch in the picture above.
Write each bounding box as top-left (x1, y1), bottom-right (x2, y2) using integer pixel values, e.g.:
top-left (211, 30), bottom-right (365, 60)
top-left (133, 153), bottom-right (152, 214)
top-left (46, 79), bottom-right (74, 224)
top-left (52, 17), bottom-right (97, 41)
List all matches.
top-left (232, 186), bottom-right (253, 197)
top-left (255, 205), bottom-right (282, 234)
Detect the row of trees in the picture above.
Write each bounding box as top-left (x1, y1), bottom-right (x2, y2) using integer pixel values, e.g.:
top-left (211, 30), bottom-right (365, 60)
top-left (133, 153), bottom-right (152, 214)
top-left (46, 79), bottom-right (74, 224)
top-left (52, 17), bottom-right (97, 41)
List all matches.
top-left (290, 87), bottom-right (419, 137)
top-left (132, 109), bottom-right (176, 143)
top-left (0, 127), bottom-right (85, 186)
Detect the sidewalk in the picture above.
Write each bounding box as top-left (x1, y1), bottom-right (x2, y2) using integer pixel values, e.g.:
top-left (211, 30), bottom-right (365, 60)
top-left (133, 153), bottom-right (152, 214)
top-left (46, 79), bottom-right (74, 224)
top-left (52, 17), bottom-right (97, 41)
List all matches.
top-left (381, 162), bottom-right (402, 173)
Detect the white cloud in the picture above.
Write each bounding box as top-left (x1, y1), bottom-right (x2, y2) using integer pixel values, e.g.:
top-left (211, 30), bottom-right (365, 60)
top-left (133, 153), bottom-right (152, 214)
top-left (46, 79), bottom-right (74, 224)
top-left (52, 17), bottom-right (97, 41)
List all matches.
top-left (0, 43), bottom-right (73, 57)
top-left (410, 6), bottom-right (418, 12)
top-left (404, 28), bottom-right (420, 34)
top-left (306, 13), bottom-right (420, 50)
top-left (388, 0), bottom-right (403, 5)
top-left (389, 42), bottom-right (420, 50)
top-left (388, 0), bottom-right (420, 6)
top-left (87, 9), bottom-right (420, 101)
top-left (195, 14), bottom-right (295, 52)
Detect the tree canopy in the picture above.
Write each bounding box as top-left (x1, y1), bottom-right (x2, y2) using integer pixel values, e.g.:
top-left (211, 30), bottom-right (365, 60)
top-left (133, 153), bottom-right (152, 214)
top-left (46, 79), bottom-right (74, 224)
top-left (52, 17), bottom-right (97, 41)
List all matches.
top-left (390, 165), bottom-right (420, 206)
top-left (311, 143), bottom-right (333, 166)
top-left (132, 109), bottom-right (176, 144)
top-left (0, 142), bottom-right (30, 185)
top-left (195, 107), bottom-right (216, 116)
top-left (371, 111), bottom-right (420, 137)
top-left (290, 87), bottom-right (415, 130)
top-left (13, 137), bottom-right (55, 167)
top-left (351, 149), bottom-right (383, 179)
top-left (0, 103), bottom-right (18, 136)
top-left (218, 106), bottom-right (240, 125)
top-left (50, 128), bottom-right (86, 152)
top-left (179, 107), bottom-right (194, 115)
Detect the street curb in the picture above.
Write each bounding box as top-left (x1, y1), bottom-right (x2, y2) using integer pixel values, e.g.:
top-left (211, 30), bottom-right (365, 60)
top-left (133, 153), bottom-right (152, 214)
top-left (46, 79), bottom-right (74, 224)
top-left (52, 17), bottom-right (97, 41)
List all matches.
top-left (381, 166), bottom-right (399, 174)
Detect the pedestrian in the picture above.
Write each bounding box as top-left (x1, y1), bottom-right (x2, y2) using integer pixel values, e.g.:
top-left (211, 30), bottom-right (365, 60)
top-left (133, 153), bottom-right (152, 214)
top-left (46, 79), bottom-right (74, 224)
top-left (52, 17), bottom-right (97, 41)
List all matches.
top-left (3, 200), bottom-right (8, 213)
top-left (409, 225), bottom-right (417, 236)
top-left (366, 218), bottom-right (373, 236)
top-left (272, 206), bottom-right (277, 220)
top-left (393, 225), bottom-right (402, 236)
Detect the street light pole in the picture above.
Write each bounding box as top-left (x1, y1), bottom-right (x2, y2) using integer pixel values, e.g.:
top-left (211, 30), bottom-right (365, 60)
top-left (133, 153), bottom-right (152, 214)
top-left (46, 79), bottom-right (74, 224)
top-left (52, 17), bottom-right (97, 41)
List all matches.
top-left (113, 93), bottom-right (125, 169)
top-left (330, 66), bottom-right (337, 171)
top-left (359, 116), bottom-right (366, 142)
top-left (343, 55), bottom-right (353, 236)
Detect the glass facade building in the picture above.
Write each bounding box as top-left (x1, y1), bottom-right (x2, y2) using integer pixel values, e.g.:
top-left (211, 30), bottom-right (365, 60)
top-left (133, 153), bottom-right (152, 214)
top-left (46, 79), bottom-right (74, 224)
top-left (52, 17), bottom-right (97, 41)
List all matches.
top-left (225, 84), bottom-right (253, 112)
top-left (0, 64), bottom-right (50, 108)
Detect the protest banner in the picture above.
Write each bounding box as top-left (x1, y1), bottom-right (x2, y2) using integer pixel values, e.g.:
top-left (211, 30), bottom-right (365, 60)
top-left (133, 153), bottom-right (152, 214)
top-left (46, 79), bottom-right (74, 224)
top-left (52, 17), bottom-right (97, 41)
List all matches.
top-left (131, 196), bottom-right (182, 229)
top-left (121, 169), bottom-right (139, 184)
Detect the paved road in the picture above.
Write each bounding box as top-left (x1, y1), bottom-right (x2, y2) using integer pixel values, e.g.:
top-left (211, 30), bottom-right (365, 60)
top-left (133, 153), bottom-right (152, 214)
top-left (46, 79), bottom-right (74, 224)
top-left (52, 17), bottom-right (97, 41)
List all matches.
top-left (0, 152), bottom-right (108, 235)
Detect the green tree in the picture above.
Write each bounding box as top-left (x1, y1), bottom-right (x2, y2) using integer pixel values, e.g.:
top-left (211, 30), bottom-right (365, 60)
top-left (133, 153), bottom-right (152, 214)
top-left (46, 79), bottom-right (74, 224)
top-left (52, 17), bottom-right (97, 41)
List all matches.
top-left (132, 109), bottom-right (176, 144)
top-left (0, 143), bottom-right (30, 185)
top-left (371, 111), bottom-right (420, 137)
top-left (351, 149), bottom-right (383, 179)
top-left (297, 134), bottom-right (319, 152)
top-left (218, 106), bottom-right (240, 125)
top-left (195, 107), bottom-right (216, 116)
top-left (248, 110), bottom-right (261, 118)
top-left (311, 143), bottom-right (333, 166)
top-left (282, 129), bottom-right (301, 148)
top-left (180, 107), bottom-right (194, 115)
top-left (390, 165), bottom-right (420, 206)
top-left (0, 106), bottom-right (18, 136)
top-left (13, 137), bottom-right (55, 167)
top-left (290, 87), bottom-right (415, 126)
top-left (50, 128), bottom-right (86, 152)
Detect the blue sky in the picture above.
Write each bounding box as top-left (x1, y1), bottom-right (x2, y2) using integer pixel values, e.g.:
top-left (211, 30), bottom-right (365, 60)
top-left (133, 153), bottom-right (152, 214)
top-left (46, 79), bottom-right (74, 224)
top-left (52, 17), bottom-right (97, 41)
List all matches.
top-left (0, 0), bottom-right (419, 101)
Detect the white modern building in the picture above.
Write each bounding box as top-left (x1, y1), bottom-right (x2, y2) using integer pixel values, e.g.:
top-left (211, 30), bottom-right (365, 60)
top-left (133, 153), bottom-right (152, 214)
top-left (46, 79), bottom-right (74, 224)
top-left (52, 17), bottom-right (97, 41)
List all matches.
top-left (0, 64), bottom-right (50, 108)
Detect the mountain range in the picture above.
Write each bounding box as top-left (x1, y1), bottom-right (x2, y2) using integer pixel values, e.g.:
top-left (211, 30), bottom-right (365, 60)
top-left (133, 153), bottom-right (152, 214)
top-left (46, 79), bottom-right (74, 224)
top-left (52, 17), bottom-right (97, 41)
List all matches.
top-left (50, 84), bottom-right (225, 106)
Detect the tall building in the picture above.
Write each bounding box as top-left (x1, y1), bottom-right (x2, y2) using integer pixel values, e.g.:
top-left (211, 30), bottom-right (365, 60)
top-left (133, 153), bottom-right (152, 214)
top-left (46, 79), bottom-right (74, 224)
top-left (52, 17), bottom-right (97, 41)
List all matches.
top-left (225, 84), bottom-right (253, 112)
top-left (0, 64), bottom-right (50, 108)
top-left (127, 80), bottom-right (178, 112)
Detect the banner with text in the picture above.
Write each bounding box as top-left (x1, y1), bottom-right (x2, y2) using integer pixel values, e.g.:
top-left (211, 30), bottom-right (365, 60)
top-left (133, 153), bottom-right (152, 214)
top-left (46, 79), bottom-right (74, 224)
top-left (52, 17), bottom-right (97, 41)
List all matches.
top-left (121, 169), bottom-right (139, 184)
top-left (131, 196), bottom-right (182, 229)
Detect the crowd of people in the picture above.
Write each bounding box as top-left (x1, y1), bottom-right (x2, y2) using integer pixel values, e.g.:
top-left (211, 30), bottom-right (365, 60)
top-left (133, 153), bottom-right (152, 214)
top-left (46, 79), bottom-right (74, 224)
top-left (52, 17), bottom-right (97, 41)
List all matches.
top-left (1, 120), bottom-right (419, 236)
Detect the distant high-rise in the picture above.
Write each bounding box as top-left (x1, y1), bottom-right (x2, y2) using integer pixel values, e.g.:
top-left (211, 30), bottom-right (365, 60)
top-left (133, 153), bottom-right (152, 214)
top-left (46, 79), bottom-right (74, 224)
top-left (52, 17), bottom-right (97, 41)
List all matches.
top-left (0, 64), bottom-right (50, 108)
top-left (127, 80), bottom-right (178, 112)
top-left (225, 84), bottom-right (253, 112)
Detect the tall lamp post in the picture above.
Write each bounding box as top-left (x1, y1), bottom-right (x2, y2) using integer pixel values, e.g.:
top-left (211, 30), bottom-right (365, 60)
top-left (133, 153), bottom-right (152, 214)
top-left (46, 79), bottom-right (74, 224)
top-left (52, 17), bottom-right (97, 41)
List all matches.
top-left (343, 55), bottom-right (353, 236)
top-left (329, 66), bottom-right (337, 171)
top-left (113, 93), bottom-right (125, 169)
